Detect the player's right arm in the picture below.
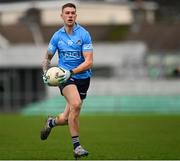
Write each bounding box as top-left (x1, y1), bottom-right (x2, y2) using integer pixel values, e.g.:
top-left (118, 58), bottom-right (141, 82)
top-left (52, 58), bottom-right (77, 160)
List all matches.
top-left (42, 31), bottom-right (59, 73)
top-left (42, 52), bottom-right (54, 84)
top-left (42, 32), bottom-right (58, 84)
top-left (42, 51), bottom-right (53, 73)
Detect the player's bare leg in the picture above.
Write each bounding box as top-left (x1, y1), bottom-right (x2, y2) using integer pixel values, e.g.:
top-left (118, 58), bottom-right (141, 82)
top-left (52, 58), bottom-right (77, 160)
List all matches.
top-left (55, 105), bottom-right (70, 125)
top-left (63, 85), bottom-right (88, 158)
top-left (40, 105), bottom-right (70, 140)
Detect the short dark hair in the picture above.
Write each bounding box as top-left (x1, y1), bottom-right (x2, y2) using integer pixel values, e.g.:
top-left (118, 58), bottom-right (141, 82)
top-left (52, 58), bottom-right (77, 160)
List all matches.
top-left (62, 3), bottom-right (76, 12)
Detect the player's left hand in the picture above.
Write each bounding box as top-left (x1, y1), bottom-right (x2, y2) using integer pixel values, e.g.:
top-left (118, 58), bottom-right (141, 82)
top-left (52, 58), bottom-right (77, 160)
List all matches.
top-left (57, 68), bottom-right (71, 84)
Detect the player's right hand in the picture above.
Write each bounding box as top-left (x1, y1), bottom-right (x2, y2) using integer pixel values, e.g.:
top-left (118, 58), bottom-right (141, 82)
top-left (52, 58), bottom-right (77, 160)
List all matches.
top-left (42, 72), bottom-right (48, 84)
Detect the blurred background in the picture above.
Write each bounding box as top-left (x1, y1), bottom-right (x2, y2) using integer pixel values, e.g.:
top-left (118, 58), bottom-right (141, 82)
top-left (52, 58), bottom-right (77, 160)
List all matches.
top-left (0, 0), bottom-right (180, 115)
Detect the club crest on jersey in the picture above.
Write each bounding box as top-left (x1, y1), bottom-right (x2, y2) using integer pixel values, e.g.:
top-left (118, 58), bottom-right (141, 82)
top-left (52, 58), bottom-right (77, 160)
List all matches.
top-left (76, 40), bottom-right (81, 45)
top-left (67, 40), bottom-right (73, 46)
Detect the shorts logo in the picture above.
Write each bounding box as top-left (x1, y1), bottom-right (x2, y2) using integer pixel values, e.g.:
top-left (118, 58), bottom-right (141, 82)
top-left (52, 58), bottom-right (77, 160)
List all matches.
top-left (80, 92), bottom-right (86, 95)
top-left (70, 78), bottom-right (74, 81)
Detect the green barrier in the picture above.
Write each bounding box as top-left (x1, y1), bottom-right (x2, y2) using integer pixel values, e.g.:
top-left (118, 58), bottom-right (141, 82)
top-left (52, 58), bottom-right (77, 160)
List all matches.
top-left (21, 95), bottom-right (180, 115)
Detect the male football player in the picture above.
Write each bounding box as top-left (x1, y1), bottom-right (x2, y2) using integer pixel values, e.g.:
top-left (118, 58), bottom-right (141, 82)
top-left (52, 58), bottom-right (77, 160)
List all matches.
top-left (40, 2), bottom-right (93, 159)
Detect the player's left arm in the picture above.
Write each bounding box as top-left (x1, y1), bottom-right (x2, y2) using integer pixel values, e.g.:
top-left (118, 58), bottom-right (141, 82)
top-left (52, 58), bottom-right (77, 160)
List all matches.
top-left (71, 30), bottom-right (93, 74)
top-left (71, 51), bottom-right (93, 74)
top-left (58, 51), bottom-right (93, 83)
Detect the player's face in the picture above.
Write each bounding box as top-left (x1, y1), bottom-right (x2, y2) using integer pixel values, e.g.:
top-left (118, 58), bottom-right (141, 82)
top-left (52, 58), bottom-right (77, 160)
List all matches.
top-left (61, 7), bottom-right (77, 27)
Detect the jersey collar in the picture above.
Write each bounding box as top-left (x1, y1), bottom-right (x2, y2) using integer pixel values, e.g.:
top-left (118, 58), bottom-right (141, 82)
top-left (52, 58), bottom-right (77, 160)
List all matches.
top-left (60, 23), bottom-right (80, 33)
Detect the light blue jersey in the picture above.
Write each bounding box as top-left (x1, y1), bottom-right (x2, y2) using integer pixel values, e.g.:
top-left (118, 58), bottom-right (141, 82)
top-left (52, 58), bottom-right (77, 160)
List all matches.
top-left (48, 23), bottom-right (93, 79)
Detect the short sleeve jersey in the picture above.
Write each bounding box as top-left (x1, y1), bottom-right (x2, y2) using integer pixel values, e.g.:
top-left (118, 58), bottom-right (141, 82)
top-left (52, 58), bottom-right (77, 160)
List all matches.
top-left (47, 23), bottom-right (93, 79)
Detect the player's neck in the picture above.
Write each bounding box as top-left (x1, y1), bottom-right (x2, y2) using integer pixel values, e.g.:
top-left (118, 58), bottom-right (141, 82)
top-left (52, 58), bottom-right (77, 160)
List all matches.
top-left (65, 26), bottom-right (73, 35)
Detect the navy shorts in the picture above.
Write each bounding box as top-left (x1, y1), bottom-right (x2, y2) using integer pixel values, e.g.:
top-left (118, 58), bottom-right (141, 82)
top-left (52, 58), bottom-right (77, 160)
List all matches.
top-left (59, 77), bottom-right (90, 100)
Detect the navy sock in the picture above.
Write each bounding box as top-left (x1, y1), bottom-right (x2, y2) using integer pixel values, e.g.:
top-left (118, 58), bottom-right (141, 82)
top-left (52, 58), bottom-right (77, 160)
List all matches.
top-left (72, 136), bottom-right (80, 150)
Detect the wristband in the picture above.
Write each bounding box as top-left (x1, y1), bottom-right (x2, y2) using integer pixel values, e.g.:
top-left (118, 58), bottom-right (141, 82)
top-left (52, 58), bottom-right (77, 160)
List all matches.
top-left (70, 70), bottom-right (74, 75)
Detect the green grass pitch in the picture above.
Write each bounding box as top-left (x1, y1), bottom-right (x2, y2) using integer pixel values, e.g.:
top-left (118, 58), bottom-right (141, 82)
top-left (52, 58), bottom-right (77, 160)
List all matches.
top-left (0, 114), bottom-right (180, 160)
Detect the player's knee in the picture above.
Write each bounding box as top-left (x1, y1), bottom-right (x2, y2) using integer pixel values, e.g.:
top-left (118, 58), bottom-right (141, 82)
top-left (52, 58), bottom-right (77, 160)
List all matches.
top-left (68, 102), bottom-right (81, 122)
top-left (70, 100), bottom-right (82, 113)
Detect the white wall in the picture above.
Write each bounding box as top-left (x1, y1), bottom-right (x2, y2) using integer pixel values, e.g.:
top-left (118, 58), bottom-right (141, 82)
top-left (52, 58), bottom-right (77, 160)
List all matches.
top-left (0, 0), bottom-right (133, 25)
